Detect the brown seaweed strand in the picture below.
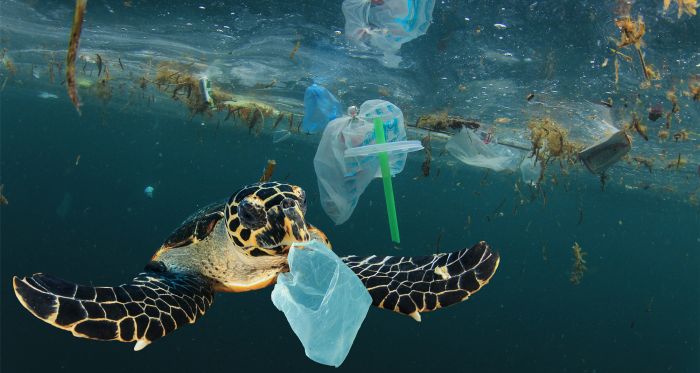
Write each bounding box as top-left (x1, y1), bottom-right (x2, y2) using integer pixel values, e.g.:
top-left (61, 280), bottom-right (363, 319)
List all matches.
top-left (66, 0), bottom-right (88, 115)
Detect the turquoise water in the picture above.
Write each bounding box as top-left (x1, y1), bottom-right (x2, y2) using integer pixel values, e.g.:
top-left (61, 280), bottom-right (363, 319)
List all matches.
top-left (1, 1), bottom-right (699, 372)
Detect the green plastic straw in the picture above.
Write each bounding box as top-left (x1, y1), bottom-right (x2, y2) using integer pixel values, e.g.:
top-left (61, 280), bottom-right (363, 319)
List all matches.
top-left (373, 117), bottom-right (400, 243)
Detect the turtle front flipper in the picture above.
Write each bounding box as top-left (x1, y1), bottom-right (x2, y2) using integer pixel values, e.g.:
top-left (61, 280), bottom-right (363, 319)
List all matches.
top-left (13, 269), bottom-right (214, 351)
top-left (342, 241), bottom-right (500, 322)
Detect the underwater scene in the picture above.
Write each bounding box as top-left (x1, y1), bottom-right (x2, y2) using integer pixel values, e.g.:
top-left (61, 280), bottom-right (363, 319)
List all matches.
top-left (1, 0), bottom-right (699, 372)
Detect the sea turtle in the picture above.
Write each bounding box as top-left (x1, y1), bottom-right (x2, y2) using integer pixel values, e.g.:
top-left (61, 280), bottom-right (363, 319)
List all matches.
top-left (13, 181), bottom-right (500, 352)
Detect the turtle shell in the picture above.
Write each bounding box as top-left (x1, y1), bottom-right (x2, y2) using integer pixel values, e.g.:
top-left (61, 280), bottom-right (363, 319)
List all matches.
top-left (160, 201), bottom-right (225, 250)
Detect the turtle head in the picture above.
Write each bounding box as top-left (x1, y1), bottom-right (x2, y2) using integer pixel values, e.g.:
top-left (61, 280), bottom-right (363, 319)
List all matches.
top-left (225, 182), bottom-right (310, 256)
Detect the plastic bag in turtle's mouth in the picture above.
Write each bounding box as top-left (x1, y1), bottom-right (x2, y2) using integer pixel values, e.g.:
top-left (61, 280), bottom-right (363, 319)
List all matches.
top-left (271, 240), bottom-right (371, 367)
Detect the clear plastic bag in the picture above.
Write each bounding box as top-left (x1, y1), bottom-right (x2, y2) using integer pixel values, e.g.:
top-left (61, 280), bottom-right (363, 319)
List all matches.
top-left (314, 100), bottom-right (409, 224)
top-left (271, 240), bottom-right (372, 367)
top-left (302, 84), bottom-right (343, 134)
top-left (342, 0), bottom-right (435, 66)
top-left (446, 128), bottom-right (523, 172)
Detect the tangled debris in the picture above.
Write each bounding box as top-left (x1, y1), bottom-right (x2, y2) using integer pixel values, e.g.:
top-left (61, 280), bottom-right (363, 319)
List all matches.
top-left (613, 15), bottom-right (659, 83)
top-left (527, 117), bottom-right (584, 185)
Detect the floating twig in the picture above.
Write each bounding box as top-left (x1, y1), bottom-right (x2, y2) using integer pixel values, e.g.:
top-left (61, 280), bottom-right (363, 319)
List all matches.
top-left (66, 0), bottom-right (88, 115)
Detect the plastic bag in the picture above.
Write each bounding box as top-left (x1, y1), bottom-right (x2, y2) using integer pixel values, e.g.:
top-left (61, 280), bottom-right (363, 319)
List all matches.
top-left (519, 155), bottom-right (540, 187)
top-left (302, 84), bottom-right (343, 134)
top-left (271, 240), bottom-right (372, 367)
top-left (314, 100), bottom-right (410, 224)
top-left (446, 128), bottom-right (523, 172)
top-left (342, 0), bottom-right (435, 66)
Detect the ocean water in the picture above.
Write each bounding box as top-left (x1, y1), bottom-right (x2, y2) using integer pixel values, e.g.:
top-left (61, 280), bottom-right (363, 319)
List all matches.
top-left (1, 1), bottom-right (699, 372)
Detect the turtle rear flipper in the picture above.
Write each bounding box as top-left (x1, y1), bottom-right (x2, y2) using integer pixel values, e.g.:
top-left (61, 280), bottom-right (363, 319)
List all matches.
top-left (13, 270), bottom-right (214, 351)
top-left (342, 241), bottom-right (499, 322)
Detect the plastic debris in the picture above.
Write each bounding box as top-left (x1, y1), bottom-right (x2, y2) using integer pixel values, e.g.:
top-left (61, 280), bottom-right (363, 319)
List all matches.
top-left (314, 100), bottom-right (417, 224)
top-left (38, 92), bottom-right (58, 99)
top-left (519, 155), bottom-right (541, 187)
top-left (198, 77), bottom-right (214, 107)
top-left (301, 84), bottom-right (343, 134)
top-left (272, 129), bottom-right (291, 143)
top-left (342, 0), bottom-right (435, 66)
top-left (578, 130), bottom-right (631, 175)
top-left (344, 140), bottom-right (423, 157)
top-left (446, 128), bottom-right (523, 172)
top-left (144, 186), bottom-right (154, 198)
top-left (271, 240), bottom-right (371, 367)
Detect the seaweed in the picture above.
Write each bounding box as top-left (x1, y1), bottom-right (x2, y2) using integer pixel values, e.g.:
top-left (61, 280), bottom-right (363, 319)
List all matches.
top-left (96, 53), bottom-right (103, 77)
top-left (569, 242), bottom-right (587, 285)
top-left (414, 111), bottom-right (481, 132)
top-left (420, 135), bottom-right (431, 177)
top-left (613, 15), bottom-right (659, 83)
top-left (632, 156), bottom-right (654, 173)
top-left (629, 113), bottom-right (649, 141)
top-left (673, 129), bottom-right (689, 142)
top-left (528, 117), bottom-right (582, 168)
top-left (687, 75), bottom-right (700, 101)
top-left (289, 39), bottom-right (301, 60)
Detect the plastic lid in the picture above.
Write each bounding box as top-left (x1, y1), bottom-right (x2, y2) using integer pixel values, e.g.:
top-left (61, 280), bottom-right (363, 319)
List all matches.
top-left (344, 140), bottom-right (423, 158)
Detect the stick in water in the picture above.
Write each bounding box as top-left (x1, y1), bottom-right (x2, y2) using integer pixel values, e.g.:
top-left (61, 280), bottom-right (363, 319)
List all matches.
top-left (259, 159), bottom-right (277, 182)
top-left (66, 0), bottom-right (87, 115)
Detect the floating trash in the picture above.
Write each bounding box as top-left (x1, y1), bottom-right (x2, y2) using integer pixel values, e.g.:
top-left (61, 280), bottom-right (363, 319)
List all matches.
top-left (272, 129), bottom-right (291, 143)
top-left (314, 100), bottom-right (411, 226)
top-left (144, 186), bottom-right (154, 198)
top-left (38, 92), bottom-right (58, 99)
top-left (301, 84), bottom-right (343, 134)
top-left (271, 240), bottom-right (371, 367)
top-left (578, 130), bottom-right (631, 175)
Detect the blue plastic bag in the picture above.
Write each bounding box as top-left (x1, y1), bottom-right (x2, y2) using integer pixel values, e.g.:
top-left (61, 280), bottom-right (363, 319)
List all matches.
top-left (271, 240), bottom-right (372, 367)
top-left (302, 84), bottom-right (343, 134)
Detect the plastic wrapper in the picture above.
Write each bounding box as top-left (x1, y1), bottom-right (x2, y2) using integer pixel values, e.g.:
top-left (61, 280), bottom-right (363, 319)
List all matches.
top-left (342, 0), bottom-right (435, 66)
top-left (302, 84), bottom-right (343, 134)
top-left (271, 240), bottom-right (372, 367)
top-left (578, 130), bottom-right (631, 174)
top-left (314, 100), bottom-right (410, 224)
top-left (344, 140), bottom-right (423, 157)
top-left (446, 128), bottom-right (523, 172)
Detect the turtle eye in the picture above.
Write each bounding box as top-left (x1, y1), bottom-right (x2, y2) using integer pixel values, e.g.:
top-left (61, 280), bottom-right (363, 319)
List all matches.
top-left (238, 197), bottom-right (267, 230)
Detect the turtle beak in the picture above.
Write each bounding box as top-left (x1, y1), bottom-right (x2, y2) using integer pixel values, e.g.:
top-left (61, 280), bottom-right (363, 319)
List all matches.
top-left (280, 198), bottom-right (311, 244)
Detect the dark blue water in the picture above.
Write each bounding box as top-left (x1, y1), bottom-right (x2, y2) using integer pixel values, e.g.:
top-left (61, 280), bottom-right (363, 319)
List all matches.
top-left (2, 0), bottom-right (700, 372)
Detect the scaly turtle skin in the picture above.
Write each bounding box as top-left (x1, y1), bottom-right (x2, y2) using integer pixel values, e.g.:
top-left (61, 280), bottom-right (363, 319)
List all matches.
top-left (13, 181), bottom-right (500, 352)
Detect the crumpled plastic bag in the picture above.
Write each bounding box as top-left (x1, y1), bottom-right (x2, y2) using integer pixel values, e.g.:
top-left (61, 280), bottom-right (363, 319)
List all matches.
top-left (271, 240), bottom-right (372, 367)
top-left (446, 128), bottom-right (523, 172)
top-left (342, 0), bottom-right (435, 66)
top-left (302, 84), bottom-right (343, 134)
top-left (314, 100), bottom-right (408, 224)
